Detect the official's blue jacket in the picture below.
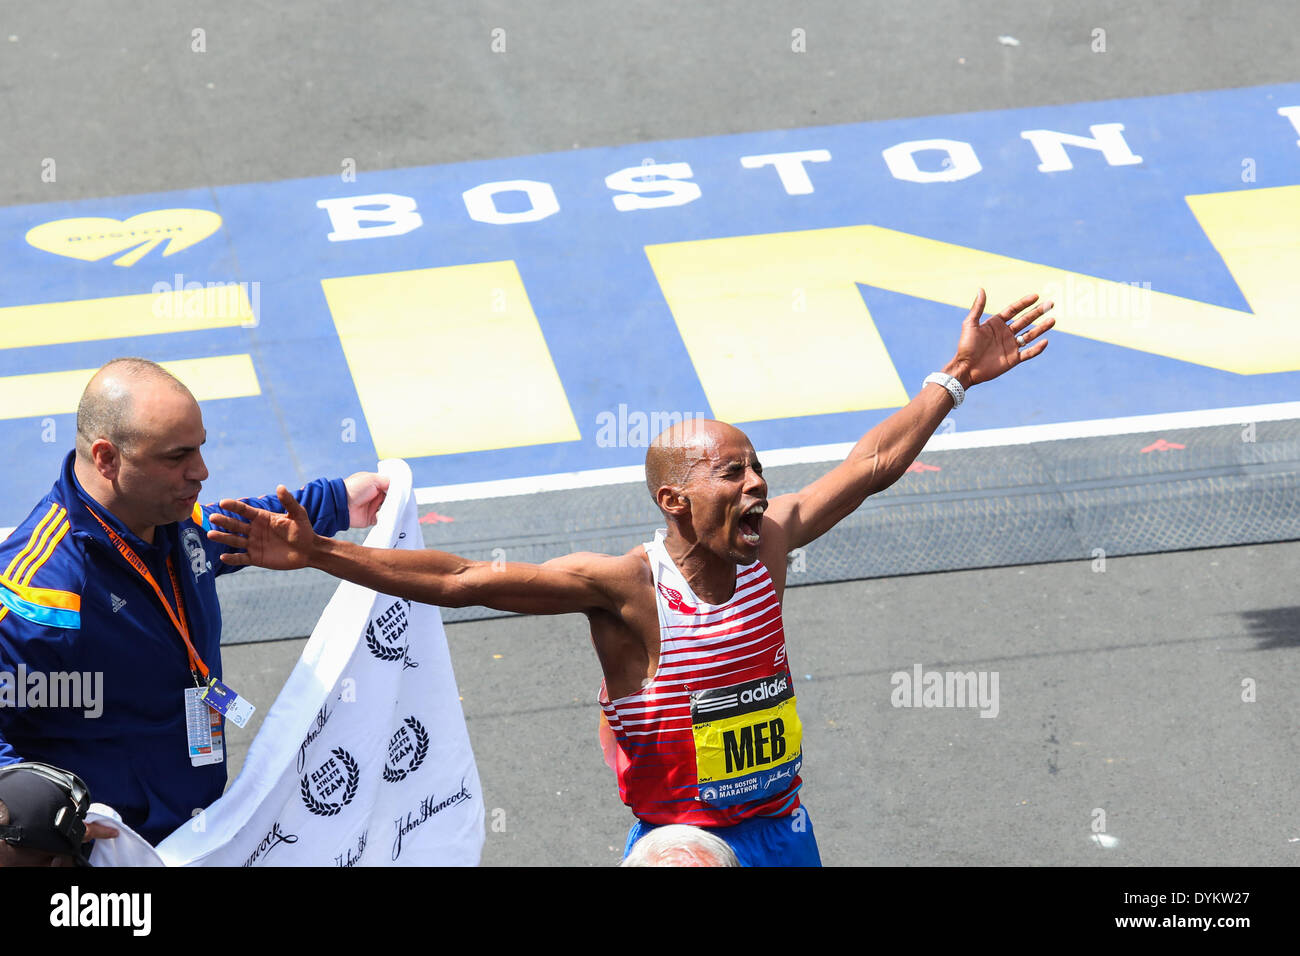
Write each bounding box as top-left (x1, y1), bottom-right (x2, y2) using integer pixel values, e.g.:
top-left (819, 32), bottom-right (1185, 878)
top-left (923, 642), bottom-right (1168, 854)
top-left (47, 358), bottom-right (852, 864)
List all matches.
top-left (0, 451), bottom-right (349, 845)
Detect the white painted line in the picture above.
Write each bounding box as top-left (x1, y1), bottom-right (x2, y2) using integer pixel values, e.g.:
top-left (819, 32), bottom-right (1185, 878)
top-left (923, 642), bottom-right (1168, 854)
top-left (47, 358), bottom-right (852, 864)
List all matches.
top-left (414, 401), bottom-right (1300, 504)
top-left (416, 465), bottom-right (645, 504)
top-left (917, 400), bottom-right (1300, 451)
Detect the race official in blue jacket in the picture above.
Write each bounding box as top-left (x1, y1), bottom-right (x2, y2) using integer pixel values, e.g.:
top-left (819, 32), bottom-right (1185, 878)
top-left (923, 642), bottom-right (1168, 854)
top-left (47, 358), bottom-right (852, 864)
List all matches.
top-left (0, 358), bottom-right (388, 848)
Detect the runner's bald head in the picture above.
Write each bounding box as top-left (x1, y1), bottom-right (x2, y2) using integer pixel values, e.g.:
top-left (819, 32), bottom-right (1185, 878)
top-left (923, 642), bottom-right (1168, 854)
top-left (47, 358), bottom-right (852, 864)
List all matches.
top-left (645, 418), bottom-right (738, 508)
top-left (76, 358), bottom-right (192, 460)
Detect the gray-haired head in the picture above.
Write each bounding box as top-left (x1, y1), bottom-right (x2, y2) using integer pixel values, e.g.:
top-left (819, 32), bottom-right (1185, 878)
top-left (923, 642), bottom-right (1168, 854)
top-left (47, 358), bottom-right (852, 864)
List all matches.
top-left (620, 824), bottom-right (741, 867)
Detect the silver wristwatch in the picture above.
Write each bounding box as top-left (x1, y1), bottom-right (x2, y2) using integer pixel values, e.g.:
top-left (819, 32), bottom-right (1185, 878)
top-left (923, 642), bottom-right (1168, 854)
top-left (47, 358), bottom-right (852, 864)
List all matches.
top-left (923, 372), bottom-right (965, 408)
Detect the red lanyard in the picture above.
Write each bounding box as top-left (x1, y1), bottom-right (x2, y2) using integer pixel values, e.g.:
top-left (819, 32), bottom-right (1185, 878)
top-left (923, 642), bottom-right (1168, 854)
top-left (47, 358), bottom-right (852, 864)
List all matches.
top-left (84, 505), bottom-right (210, 685)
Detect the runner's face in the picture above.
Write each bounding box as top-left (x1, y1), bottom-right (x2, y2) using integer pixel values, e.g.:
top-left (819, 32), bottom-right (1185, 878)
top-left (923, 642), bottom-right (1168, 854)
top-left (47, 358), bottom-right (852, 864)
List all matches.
top-left (686, 432), bottom-right (768, 564)
top-left (116, 387), bottom-right (209, 529)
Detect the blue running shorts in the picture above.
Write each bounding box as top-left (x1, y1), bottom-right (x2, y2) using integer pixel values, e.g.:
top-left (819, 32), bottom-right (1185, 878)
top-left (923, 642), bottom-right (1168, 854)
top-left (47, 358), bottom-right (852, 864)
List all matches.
top-left (624, 806), bottom-right (822, 867)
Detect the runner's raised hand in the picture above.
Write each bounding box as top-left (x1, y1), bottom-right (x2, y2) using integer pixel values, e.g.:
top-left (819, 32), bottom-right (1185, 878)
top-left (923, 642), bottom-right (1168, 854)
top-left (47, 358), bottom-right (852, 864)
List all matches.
top-left (952, 288), bottom-right (1055, 388)
top-left (207, 486), bottom-right (321, 571)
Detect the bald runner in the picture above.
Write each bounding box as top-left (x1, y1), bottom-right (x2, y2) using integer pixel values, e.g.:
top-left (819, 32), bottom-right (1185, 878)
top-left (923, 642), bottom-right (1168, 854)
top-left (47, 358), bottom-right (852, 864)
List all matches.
top-left (209, 289), bottom-right (1054, 866)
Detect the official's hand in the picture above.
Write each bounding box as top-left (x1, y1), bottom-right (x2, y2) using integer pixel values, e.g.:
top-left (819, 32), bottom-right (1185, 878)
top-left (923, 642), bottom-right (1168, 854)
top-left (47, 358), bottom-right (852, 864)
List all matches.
top-left (207, 486), bottom-right (320, 570)
top-left (85, 822), bottom-right (118, 841)
top-left (344, 472), bottom-right (390, 528)
top-left (950, 289), bottom-right (1054, 388)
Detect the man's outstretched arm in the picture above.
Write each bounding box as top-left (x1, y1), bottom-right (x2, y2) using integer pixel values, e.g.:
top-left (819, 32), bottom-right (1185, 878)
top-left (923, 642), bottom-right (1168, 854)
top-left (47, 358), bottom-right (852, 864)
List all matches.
top-left (767, 289), bottom-right (1053, 550)
top-left (205, 488), bottom-right (627, 616)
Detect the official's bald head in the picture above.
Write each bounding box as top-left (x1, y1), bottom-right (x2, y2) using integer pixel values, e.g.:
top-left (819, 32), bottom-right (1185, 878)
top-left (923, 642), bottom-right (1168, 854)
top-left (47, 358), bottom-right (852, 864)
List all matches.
top-left (645, 418), bottom-right (747, 507)
top-left (75, 358), bottom-right (194, 461)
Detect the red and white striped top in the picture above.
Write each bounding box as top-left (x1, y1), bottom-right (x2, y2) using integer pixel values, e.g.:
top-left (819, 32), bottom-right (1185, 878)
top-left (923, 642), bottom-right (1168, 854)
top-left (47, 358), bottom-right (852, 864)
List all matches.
top-left (598, 529), bottom-right (803, 826)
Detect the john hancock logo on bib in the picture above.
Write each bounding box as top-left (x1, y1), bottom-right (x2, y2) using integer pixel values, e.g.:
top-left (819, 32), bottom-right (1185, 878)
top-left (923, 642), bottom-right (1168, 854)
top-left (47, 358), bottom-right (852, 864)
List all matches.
top-left (300, 747), bottom-right (360, 817)
top-left (690, 672), bottom-right (803, 809)
top-left (365, 598), bottom-right (418, 669)
top-left (383, 716), bottom-right (430, 783)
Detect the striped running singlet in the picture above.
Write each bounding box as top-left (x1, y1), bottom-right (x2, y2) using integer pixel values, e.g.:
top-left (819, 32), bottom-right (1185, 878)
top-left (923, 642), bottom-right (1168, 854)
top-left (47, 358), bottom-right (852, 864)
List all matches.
top-left (598, 529), bottom-right (804, 826)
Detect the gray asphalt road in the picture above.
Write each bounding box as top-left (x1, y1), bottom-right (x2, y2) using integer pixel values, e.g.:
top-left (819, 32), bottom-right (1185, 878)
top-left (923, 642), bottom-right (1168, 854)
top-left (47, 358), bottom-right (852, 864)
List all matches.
top-left (222, 539), bottom-right (1300, 866)
top-left (3, 1), bottom-right (1297, 867)
top-left (2, 2), bottom-right (1297, 206)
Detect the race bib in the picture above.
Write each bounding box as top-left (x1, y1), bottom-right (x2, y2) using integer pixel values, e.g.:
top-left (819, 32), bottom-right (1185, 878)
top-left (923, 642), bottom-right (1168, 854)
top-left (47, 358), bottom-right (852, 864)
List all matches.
top-left (184, 686), bottom-right (225, 767)
top-left (690, 672), bottom-right (802, 808)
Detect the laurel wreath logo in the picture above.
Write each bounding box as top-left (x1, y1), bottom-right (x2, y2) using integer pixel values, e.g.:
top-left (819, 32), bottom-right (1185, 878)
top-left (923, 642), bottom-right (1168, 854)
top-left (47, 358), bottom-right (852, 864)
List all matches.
top-left (365, 619), bottom-right (406, 662)
top-left (300, 747), bottom-right (361, 816)
top-left (382, 716), bottom-right (430, 782)
top-left (365, 601), bottom-right (412, 663)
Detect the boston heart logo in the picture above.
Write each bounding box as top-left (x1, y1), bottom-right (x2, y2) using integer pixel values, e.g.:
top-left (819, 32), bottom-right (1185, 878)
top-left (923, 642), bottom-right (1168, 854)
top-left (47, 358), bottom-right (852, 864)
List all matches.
top-left (25, 208), bottom-right (223, 267)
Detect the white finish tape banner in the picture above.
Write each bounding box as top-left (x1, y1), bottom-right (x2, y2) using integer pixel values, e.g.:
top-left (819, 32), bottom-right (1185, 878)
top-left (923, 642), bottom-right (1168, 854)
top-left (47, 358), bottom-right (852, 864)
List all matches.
top-left (135, 458), bottom-right (483, 867)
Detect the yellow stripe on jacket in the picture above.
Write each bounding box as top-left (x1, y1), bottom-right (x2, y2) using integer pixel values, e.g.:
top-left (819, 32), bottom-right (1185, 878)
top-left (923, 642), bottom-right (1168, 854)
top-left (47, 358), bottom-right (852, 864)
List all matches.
top-left (0, 569), bottom-right (82, 612)
top-left (11, 507), bottom-right (68, 584)
top-left (4, 503), bottom-right (61, 578)
top-left (20, 518), bottom-right (70, 586)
